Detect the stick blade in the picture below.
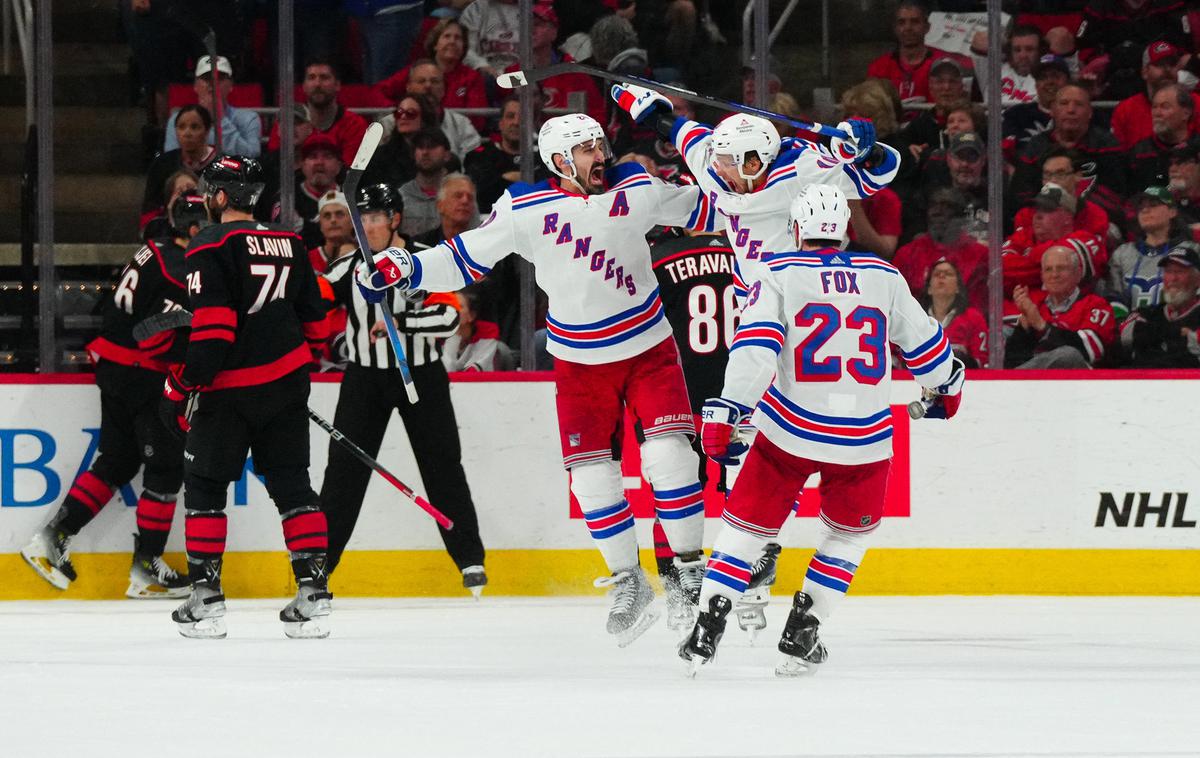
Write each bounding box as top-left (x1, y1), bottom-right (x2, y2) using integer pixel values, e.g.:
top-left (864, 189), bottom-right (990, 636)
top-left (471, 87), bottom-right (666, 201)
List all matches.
top-left (350, 122), bottom-right (384, 171)
top-left (496, 71), bottom-right (529, 89)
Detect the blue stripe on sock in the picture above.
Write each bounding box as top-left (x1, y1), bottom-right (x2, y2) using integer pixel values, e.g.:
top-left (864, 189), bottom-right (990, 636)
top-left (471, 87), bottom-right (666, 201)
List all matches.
top-left (653, 482), bottom-right (703, 499)
top-left (805, 568), bottom-right (850, 593)
top-left (656, 503), bottom-right (704, 519)
top-left (814, 552), bottom-right (859, 572)
top-left (710, 551), bottom-right (752, 570)
top-left (583, 500), bottom-right (630, 521)
top-left (708, 571), bottom-right (749, 593)
top-left (589, 517), bottom-right (635, 540)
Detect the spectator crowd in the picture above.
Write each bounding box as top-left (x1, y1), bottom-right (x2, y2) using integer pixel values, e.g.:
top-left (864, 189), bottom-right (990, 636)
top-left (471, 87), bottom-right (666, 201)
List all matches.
top-left (123, 0), bottom-right (1200, 372)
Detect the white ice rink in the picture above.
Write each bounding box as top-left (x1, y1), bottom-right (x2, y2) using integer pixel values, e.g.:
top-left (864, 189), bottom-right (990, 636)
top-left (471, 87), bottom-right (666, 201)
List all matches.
top-left (1, 595), bottom-right (1197, 757)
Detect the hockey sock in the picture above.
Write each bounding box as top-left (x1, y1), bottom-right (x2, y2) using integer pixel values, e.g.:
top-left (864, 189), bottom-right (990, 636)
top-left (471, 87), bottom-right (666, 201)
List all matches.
top-left (641, 435), bottom-right (704, 554)
top-left (571, 461), bottom-right (639, 573)
top-left (281, 506), bottom-right (330, 582)
top-left (698, 524), bottom-right (765, 607)
top-left (134, 490), bottom-right (178, 556)
top-left (651, 519), bottom-right (674, 577)
top-left (57, 471), bottom-right (116, 535)
top-left (184, 511), bottom-right (227, 565)
top-left (801, 521), bottom-right (870, 622)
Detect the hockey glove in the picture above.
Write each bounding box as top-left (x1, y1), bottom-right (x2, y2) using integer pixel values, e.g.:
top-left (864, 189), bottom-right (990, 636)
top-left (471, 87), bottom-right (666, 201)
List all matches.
top-left (354, 247), bottom-right (414, 304)
top-left (700, 398), bottom-right (752, 466)
top-left (923, 357), bottom-right (965, 420)
top-left (611, 83), bottom-right (673, 124)
top-left (828, 117), bottom-right (877, 165)
top-left (159, 365), bottom-right (196, 440)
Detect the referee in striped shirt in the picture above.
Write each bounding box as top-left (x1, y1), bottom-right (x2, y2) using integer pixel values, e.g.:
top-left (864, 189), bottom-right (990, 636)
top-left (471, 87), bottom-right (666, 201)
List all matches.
top-left (321, 183), bottom-right (486, 595)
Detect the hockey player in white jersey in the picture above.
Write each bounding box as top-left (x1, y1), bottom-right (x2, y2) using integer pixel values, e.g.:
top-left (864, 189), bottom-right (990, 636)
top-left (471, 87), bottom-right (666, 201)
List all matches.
top-left (355, 114), bottom-right (718, 646)
top-left (611, 83), bottom-right (902, 305)
top-left (611, 83), bottom-right (905, 635)
top-left (681, 185), bottom-right (965, 676)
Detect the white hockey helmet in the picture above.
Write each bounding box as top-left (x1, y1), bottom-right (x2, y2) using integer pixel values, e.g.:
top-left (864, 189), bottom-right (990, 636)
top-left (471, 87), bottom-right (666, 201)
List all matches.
top-left (538, 113), bottom-right (612, 184)
top-left (709, 114), bottom-right (781, 189)
top-left (790, 184), bottom-right (850, 247)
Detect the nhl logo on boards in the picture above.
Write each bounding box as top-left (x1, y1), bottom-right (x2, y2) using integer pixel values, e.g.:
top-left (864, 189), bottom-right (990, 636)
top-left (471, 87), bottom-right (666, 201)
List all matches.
top-left (568, 434), bottom-right (581, 448)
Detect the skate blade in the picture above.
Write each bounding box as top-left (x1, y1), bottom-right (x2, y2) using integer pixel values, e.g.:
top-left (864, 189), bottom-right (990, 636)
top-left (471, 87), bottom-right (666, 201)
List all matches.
top-left (176, 617), bottom-right (227, 640)
top-left (665, 607), bottom-right (695, 634)
top-left (283, 617), bottom-right (330, 639)
top-left (614, 607), bottom-right (661, 648)
top-left (126, 582), bottom-right (192, 600)
top-left (686, 655), bottom-right (704, 678)
top-left (467, 585), bottom-right (484, 600)
top-left (20, 550), bottom-right (70, 591)
top-left (774, 655), bottom-right (819, 678)
top-left (736, 608), bottom-right (767, 634)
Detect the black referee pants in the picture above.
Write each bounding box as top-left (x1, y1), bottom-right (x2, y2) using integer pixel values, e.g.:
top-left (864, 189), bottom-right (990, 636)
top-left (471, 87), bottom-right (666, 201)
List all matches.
top-left (320, 361), bottom-right (484, 573)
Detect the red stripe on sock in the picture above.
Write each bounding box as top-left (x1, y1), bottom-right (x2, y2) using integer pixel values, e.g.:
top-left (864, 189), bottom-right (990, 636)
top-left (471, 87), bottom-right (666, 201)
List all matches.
top-left (135, 496), bottom-right (176, 532)
top-left (283, 511), bottom-right (328, 552)
top-left (68, 472), bottom-right (114, 514)
top-left (651, 520), bottom-right (673, 559)
top-left (185, 513), bottom-right (227, 555)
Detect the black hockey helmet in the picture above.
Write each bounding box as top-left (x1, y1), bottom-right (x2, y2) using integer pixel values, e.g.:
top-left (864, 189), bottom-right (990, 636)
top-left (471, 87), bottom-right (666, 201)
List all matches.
top-left (169, 192), bottom-right (210, 236)
top-left (356, 183), bottom-right (403, 216)
top-left (199, 155), bottom-right (267, 210)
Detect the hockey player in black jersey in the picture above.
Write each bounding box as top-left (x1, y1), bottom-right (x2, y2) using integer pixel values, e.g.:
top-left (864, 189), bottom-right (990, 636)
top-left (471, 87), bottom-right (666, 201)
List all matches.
top-left (21, 194), bottom-right (208, 598)
top-left (320, 183), bottom-right (487, 596)
top-left (164, 156), bottom-right (333, 639)
top-left (650, 228), bottom-right (780, 638)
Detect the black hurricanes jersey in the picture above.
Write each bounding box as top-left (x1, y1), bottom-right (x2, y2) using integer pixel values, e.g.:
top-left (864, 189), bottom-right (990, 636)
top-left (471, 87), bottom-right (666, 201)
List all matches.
top-left (651, 232), bottom-right (737, 410)
top-left (88, 236), bottom-right (190, 373)
top-left (182, 220), bottom-right (327, 390)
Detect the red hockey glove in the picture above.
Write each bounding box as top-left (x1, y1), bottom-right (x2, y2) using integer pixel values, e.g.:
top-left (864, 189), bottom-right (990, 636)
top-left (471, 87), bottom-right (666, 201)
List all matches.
top-left (159, 365), bottom-right (197, 440)
top-left (700, 398), bottom-right (751, 465)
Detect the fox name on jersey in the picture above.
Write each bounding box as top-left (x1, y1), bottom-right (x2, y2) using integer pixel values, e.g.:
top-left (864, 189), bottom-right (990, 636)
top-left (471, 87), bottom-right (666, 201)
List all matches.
top-left (668, 117), bottom-right (901, 303)
top-left (408, 162), bottom-right (716, 365)
top-left (722, 248), bottom-right (956, 465)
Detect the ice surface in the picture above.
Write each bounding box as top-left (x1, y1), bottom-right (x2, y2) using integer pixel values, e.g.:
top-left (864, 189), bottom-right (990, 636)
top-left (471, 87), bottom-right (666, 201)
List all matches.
top-left (1, 596), bottom-right (1197, 757)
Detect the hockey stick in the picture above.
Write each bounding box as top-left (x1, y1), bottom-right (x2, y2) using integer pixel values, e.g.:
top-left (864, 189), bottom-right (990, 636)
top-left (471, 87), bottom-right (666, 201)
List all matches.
top-left (306, 407), bottom-right (453, 530)
top-left (343, 122), bottom-right (420, 404)
top-left (131, 309), bottom-right (194, 342)
top-left (131, 311), bottom-right (453, 529)
top-left (497, 63), bottom-right (849, 140)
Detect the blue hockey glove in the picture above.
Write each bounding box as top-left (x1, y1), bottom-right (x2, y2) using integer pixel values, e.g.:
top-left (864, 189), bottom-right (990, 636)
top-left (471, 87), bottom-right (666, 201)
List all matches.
top-left (923, 357), bottom-right (965, 420)
top-left (611, 83), bottom-right (673, 124)
top-left (829, 117), bottom-right (877, 164)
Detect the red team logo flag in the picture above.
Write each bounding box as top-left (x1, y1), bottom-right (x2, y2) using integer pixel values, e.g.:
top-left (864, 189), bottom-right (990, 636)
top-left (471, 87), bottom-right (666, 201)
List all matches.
top-left (569, 406), bottom-right (912, 520)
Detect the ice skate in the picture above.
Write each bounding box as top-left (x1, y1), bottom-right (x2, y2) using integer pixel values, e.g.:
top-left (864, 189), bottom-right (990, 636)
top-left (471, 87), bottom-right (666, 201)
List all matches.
top-left (664, 551), bottom-right (704, 633)
top-left (594, 567), bottom-right (659, 647)
top-left (280, 581), bottom-right (333, 639)
top-left (172, 584), bottom-right (227, 639)
top-left (660, 564), bottom-right (690, 632)
top-left (775, 591), bottom-right (827, 677)
top-left (126, 537), bottom-right (190, 599)
top-left (20, 524), bottom-right (77, 590)
top-left (679, 595), bottom-right (733, 677)
top-left (462, 565), bottom-right (487, 599)
top-left (735, 542), bottom-right (781, 643)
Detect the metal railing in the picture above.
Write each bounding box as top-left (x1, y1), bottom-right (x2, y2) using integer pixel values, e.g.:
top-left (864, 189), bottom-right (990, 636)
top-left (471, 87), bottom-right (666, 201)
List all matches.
top-left (3, 0), bottom-right (33, 125)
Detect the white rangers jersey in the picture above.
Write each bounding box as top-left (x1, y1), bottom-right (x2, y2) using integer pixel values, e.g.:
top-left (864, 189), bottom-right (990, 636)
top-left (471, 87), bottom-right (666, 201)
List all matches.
top-left (408, 162), bottom-right (716, 365)
top-left (668, 116), bottom-right (902, 303)
top-left (722, 247), bottom-right (956, 464)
